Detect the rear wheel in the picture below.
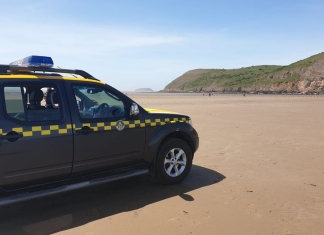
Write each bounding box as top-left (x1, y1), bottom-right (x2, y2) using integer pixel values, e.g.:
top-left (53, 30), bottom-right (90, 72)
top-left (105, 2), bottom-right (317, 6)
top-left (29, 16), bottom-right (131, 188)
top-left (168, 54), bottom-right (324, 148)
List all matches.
top-left (156, 138), bottom-right (192, 184)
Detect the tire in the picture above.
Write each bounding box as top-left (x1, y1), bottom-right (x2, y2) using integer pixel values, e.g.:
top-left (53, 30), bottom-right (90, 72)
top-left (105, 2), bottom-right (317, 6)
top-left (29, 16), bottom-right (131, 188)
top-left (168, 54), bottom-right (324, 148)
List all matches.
top-left (156, 138), bottom-right (193, 185)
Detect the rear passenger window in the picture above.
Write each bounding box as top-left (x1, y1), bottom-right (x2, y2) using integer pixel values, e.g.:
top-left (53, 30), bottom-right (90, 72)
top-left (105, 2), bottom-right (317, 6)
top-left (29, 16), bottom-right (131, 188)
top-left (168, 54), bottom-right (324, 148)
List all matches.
top-left (4, 87), bottom-right (25, 121)
top-left (3, 84), bottom-right (62, 122)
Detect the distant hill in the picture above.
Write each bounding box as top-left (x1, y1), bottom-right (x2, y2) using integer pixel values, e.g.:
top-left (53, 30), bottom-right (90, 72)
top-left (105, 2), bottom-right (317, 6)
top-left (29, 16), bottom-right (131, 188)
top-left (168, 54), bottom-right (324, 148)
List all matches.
top-left (164, 52), bottom-right (324, 93)
top-left (135, 88), bottom-right (153, 92)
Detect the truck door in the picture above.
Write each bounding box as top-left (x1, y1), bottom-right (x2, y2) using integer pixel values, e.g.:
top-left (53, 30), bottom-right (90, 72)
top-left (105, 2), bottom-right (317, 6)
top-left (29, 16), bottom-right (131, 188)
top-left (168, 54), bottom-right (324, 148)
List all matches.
top-left (65, 82), bottom-right (146, 176)
top-left (0, 80), bottom-right (73, 191)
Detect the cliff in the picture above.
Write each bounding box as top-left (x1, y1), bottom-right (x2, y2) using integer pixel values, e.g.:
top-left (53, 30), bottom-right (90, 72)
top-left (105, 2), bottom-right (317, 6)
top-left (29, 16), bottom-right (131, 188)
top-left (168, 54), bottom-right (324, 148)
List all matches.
top-left (164, 52), bottom-right (324, 94)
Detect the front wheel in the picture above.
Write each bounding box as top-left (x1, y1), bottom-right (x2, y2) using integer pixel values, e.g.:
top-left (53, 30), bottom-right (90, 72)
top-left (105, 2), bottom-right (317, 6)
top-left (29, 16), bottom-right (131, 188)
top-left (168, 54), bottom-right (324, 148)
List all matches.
top-left (156, 138), bottom-right (193, 185)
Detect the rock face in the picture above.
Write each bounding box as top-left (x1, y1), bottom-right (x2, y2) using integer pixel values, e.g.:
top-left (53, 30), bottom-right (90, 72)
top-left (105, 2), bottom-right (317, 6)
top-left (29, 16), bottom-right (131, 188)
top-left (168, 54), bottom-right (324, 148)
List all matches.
top-left (135, 88), bottom-right (154, 92)
top-left (164, 52), bottom-right (324, 94)
top-left (253, 60), bottom-right (324, 93)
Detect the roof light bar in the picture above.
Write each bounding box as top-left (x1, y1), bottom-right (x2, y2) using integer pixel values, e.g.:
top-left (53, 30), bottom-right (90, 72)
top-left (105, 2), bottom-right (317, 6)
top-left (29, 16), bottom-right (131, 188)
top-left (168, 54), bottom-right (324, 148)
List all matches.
top-left (0, 55), bottom-right (98, 80)
top-left (10, 55), bottom-right (54, 68)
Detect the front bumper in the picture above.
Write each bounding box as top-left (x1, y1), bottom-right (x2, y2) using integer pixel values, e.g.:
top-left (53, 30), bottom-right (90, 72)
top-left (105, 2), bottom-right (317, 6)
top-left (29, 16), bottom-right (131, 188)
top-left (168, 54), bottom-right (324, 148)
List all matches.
top-left (193, 136), bottom-right (199, 153)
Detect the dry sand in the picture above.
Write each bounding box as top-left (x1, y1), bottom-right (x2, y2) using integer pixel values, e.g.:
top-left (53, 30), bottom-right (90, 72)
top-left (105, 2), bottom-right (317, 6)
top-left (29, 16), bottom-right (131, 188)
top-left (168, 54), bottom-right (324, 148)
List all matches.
top-left (0, 94), bottom-right (323, 235)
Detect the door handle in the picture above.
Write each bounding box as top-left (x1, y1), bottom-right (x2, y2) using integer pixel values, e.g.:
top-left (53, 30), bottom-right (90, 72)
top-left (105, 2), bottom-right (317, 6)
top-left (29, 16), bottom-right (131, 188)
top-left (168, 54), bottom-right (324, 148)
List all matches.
top-left (0, 132), bottom-right (23, 142)
top-left (75, 126), bottom-right (94, 135)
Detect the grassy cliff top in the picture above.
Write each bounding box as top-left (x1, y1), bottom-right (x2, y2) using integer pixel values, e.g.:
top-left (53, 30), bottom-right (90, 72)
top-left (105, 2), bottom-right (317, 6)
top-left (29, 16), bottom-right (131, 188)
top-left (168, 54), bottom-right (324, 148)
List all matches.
top-left (165, 52), bottom-right (324, 91)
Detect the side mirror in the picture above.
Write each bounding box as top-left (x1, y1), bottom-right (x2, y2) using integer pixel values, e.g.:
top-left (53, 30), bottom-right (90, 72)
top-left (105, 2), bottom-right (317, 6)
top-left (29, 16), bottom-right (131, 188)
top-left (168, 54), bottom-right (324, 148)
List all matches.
top-left (130, 103), bottom-right (139, 116)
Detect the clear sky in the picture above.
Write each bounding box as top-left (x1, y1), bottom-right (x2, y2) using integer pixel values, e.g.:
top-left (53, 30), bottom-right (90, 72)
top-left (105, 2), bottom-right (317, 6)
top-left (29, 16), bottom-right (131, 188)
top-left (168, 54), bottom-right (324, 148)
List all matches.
top-left (0, 0), bottom-right (323, 91)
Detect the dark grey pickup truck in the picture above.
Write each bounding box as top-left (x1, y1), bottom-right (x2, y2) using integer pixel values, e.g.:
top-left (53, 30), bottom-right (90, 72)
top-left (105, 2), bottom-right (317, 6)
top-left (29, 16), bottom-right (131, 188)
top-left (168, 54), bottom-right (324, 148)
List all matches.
top-left (0, 56), bottom-right (199, 205)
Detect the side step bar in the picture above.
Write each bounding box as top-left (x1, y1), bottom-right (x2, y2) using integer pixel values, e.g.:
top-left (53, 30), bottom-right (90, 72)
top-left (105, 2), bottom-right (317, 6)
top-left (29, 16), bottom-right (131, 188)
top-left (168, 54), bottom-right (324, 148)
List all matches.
top-left (0, 168), bottom-right (149, 206)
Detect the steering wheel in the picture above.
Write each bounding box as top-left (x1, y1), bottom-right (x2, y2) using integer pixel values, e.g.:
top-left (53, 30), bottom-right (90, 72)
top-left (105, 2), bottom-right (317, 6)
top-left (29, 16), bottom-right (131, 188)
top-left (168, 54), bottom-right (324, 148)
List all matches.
top-left (95, 103), bottom-right (110, 118)
top-left (111, 106), bottom-right (125, 117)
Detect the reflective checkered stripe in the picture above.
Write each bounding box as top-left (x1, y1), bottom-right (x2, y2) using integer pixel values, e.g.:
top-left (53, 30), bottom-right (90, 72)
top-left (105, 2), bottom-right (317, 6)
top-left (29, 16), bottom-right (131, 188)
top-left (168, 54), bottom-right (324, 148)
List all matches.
top-left (77, 117), bottom-right (189, 131)
top-left (79, 119), bottom-right (145, 131)
top-left (0, 124), bottom-right (75, 137)
top-left (0, 117), bottom-right (189, 137)
top-left (144, 117), bottom-right (188, 126)
top-left (143, 117), bottom-right (190, 126)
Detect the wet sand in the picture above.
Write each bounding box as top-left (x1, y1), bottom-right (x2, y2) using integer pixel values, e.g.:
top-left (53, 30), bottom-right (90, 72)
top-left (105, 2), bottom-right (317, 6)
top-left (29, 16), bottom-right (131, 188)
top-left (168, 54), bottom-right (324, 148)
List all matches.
top-left (0, 94), bottom-right (323, 235)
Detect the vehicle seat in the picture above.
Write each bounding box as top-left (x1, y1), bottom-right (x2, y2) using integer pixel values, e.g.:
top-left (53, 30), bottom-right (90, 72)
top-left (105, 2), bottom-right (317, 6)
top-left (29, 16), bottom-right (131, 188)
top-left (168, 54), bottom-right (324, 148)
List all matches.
top-left (28, 89), bottom-right (45, 110)
top-left (46, 89), bottom-right (58, 109)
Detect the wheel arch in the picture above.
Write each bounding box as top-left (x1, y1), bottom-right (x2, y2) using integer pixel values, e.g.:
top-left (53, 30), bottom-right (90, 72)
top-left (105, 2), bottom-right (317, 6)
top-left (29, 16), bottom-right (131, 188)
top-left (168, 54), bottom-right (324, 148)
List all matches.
top-left (157, 131), bottom-right (195, 157)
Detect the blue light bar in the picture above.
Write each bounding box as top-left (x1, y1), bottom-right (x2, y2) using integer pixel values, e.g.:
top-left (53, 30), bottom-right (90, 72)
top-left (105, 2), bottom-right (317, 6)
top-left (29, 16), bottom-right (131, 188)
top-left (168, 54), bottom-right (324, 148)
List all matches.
top-left (10, 55), bottom-right (54, 68)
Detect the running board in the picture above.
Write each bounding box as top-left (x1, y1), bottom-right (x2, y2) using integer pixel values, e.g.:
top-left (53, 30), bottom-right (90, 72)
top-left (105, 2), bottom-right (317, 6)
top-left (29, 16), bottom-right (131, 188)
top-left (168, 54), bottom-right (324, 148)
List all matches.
top-left (0, 168), bottom-right (149, 206)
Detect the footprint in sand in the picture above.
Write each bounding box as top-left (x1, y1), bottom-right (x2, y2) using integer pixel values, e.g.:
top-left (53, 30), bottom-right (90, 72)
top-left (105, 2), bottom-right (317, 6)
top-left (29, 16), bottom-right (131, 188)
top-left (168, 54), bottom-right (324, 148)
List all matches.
top-left (247, 203), bottom-right (261, 218)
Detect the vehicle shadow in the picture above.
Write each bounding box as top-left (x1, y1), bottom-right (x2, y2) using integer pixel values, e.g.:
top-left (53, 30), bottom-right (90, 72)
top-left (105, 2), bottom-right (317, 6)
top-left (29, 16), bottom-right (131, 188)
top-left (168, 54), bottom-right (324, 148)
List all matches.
top-left (0, 165), bottom-right (225, 235)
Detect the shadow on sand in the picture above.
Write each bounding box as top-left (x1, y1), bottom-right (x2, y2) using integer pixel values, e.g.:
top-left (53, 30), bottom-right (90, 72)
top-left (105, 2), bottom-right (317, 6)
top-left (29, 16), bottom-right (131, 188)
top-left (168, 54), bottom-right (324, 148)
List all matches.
top-left (0, 165), bottom-right (225, 235)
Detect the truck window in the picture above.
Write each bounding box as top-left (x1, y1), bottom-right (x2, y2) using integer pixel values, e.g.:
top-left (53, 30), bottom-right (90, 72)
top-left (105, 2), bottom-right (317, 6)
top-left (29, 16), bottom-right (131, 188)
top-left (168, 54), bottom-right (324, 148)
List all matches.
top-left (3, 84), bottom-right (62, 122)
top-left (73, 85), bottom-right (126, 119)
top-left (4, 87), bottom-right (25, 121)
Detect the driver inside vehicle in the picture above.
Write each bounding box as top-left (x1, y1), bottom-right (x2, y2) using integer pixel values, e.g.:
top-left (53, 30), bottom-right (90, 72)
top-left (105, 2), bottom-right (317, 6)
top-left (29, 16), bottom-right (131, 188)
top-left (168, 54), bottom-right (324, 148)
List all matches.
top-left (73, 86), bottom-right (125, 119)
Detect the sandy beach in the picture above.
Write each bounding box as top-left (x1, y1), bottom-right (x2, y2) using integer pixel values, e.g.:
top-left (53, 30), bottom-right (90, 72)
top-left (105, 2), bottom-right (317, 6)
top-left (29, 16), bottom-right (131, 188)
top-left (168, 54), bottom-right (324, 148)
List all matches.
top-left (0, 94), bottom-right (323, 235)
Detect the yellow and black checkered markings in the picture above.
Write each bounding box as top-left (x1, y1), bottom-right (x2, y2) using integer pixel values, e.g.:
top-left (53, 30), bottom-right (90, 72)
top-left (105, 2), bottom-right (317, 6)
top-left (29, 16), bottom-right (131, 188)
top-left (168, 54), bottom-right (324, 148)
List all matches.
top-left (0, 117), bottom-right (189, 138)
top-left (79, 119), bottom-right (146, 131)
top-left (78, 117), bottom-right (189, 131)
top-left (0, 124), bottom-right (74, 137)
top-left (144, 117), bottom-right (188, 126)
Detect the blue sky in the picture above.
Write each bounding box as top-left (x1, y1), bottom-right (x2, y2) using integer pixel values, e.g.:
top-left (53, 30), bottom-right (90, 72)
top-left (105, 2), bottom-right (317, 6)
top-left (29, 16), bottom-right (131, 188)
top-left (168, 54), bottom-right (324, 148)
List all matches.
top-left (0, 0), bottom-right (323, 91)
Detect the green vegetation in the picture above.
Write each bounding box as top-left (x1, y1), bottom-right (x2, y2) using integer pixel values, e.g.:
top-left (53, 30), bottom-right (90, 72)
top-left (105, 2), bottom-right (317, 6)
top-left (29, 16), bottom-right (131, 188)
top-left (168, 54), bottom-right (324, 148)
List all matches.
top-left (165, 52), bottom-right (324, 92)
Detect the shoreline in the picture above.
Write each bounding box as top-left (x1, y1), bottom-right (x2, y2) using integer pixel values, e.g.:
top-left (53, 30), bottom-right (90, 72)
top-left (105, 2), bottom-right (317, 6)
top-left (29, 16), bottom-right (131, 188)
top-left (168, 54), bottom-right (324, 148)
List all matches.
top-left (125, 91), bottom-right (324, 97)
